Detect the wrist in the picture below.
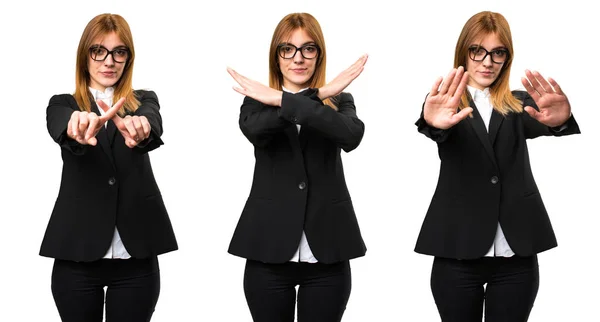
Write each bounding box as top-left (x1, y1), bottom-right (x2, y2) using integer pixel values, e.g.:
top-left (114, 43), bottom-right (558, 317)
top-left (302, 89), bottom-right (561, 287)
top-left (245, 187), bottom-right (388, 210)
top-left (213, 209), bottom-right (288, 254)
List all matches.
top-left (317, 86), bottom-right (328, 100)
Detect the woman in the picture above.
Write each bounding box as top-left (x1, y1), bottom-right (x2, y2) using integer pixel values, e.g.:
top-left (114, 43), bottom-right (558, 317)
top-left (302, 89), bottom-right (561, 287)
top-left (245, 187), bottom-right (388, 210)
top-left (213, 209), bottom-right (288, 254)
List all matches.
top-left (40, 13), bottom-right (177, 322)
top-left (414, 11), bottom-right (580, 321)
top-left (227, 12), bottom-right (368, 322)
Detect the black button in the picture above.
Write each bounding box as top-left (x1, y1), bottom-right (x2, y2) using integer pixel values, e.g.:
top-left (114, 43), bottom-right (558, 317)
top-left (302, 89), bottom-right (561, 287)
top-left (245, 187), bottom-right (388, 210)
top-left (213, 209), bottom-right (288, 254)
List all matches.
top-left (108, 177), bottom-right (116, 185)
top-left (298, 182), bottom-right (306, 190)
top-left (490, 176), bottom-right (499, 184)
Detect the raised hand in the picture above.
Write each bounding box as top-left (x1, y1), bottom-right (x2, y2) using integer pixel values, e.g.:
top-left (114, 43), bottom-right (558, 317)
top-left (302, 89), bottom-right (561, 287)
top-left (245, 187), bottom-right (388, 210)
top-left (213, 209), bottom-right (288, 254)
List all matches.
top-left (227, 67), bottom-right (283, 106)
top-left (318, 54), bottom-right (368, 100)
top-left (67, 97), bottom-right (124, 146)
top-left (521, 70), bottom-right (571, 127)
top-left (97, 99), bottom-right (151, 148)
top-left (423, 66), bottom-right (473, 130)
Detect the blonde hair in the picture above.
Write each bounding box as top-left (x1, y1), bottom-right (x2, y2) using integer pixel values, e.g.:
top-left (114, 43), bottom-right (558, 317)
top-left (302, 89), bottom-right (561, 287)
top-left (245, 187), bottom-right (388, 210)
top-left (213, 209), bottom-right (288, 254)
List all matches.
top-left (268, 13), bottom-right (336, 109)
top-left (455, 11), bottom-right (522, 115)
top-left (74, 13), bottom-right (139, 115)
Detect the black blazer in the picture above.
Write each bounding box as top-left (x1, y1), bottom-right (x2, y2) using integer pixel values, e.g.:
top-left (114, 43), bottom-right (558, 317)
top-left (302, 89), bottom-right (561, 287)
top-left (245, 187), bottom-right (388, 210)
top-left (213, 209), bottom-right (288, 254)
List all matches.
top-left (40, 90), bottom-right (178, 262)
top-left (414, 90), bottom-right (580, 259)
top-left (228, 89), bottom-right (366, 264)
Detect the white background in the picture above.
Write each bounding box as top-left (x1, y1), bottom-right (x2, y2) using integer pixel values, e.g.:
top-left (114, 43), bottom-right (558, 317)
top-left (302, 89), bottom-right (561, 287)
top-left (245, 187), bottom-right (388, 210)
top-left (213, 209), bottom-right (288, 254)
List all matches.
top-left (1, 0), bottom-right (597, 321)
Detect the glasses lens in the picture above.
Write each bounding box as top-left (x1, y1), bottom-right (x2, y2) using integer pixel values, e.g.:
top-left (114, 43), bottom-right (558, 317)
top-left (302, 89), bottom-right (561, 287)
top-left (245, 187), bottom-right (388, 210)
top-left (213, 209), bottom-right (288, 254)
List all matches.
top-left (112, 48), bottom-right (129, 63)
top-left (469, 47), bottom-right (487, 61)
top-left (90, 46), bottom-right (108, 61)
top-left (301, 45), bottom-right (318, 59)
top-left (278, 45), bottom-right (296, 59)
top-left (491, 50), bottom-right (507, 63)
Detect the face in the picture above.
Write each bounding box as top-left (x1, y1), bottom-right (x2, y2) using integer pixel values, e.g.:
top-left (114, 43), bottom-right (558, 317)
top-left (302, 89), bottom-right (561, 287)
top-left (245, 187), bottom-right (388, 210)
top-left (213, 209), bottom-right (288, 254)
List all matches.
top-left (88, 32), bottom-right (128, 91)
top-left (278, 28), bottom-right (318, 92)
top-left (466, 33), bottom-right (508, 90)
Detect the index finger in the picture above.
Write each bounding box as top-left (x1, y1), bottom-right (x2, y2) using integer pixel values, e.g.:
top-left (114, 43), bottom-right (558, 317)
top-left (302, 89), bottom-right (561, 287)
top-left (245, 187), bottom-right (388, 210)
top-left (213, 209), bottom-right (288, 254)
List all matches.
top-left (98, 97), bottom-right (126, 122)
top-left (227, 67), bottom-right (244, 86)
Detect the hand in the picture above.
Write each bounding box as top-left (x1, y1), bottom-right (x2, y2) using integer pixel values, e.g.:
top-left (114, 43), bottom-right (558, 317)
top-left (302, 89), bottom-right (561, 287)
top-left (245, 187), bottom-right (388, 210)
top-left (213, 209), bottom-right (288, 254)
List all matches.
top-left (521, 70), bottom-right (571, 127)
top-left (318, 54), bottom-right (368, 100)
top-left (97, 99), bottom-right (151, 148)
top-left (67, 97), bottom-right (124, 146)
top-left (227, 67), bottom-right (283, 106)
top-left (423, 66), bottom-right (473, 130)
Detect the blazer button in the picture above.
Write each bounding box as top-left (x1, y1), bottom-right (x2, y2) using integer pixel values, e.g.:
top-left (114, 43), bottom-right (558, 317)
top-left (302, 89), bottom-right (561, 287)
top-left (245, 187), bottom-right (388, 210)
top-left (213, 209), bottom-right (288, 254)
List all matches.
top-left (490, 176), bottom-right (499, 184)
top-left (108, 177), bottom-right (116, 185)
top-left (298, 182), bottom-right (306, 190)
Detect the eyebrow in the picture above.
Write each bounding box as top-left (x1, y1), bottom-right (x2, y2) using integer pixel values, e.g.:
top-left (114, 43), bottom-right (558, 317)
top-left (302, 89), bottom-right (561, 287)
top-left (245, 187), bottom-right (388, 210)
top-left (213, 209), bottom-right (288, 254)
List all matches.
top-left (90, 44), bottom-right (128, 50)
top-left (470, 44), bottom-right (508, 50)
top-left (280, 41), bottom-right (317, 47)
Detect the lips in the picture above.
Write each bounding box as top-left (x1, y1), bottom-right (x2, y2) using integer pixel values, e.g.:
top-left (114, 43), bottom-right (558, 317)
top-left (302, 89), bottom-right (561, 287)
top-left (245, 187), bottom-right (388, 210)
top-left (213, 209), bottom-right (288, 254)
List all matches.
top-left (100, 71), bottom-right (117, 77)
top-left (479, 71), bottom-right (494, 77)
top-left (290, 68), bottom-right (306, 74)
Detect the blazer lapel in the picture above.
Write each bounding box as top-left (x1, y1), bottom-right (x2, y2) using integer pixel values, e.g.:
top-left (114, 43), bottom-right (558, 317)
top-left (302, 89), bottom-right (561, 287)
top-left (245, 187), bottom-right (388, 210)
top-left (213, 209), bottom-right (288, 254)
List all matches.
top-left (90, 98), bottom-right (116, 168)
top-left (298, 126), bottom-right (309, 151)
top-left (285, 124), bottom-right (308, 176)
top-left (465, 100), bottom-right (498, 168)
top-left (488, 110), bottom-right (504, 145)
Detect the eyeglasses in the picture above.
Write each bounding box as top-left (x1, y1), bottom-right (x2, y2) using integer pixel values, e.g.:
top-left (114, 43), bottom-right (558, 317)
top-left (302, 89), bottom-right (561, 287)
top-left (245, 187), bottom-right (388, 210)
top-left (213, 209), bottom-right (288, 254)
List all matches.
top-left (277, 43), bottom-right (319, 59)
top-left (89, 45), bottom-right (130, 63)
top-left (468, 46), bottom-right (509, 64)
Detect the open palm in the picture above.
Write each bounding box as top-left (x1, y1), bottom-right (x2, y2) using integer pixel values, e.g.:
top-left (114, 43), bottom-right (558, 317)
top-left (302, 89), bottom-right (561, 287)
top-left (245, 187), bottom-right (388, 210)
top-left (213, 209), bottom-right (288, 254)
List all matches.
top-left (521, 70), bottom-right (571, 127)
top-left (424, 66), bottom-right (473, 130)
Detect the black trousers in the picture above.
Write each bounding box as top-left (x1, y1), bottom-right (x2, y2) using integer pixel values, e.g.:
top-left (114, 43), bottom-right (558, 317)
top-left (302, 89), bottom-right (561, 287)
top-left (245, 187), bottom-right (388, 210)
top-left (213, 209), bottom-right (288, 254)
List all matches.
top-left (431, 255), bottom-right (539, 322)
top-left (51, 257), bottom-right (160, 322)
top-left (243, 259), bottom-right (352, 322)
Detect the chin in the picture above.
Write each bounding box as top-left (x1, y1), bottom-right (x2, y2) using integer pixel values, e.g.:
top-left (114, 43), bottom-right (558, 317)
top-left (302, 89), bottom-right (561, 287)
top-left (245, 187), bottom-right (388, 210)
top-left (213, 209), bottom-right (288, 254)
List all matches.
top-left (475, 79), bottom-right (494, 88)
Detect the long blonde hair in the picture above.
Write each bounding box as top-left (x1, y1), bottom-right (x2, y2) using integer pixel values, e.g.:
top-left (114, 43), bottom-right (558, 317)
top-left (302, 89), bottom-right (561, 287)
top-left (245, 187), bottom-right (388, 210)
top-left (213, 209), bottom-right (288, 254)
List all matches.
top-left (455, 11), bottom-right (522, 115)
top-left (268, 13), bottom-right (336, 109)
top-left (74, 13), bottom-right (139, 115)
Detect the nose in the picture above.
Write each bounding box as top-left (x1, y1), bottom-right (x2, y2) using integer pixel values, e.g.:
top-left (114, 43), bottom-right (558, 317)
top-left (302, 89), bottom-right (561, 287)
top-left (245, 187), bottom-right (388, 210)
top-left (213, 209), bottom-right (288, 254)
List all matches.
top-left (292, 49), bottom-right (304, 64)
top-left (482, 53), bottom-right (493, 67)
top-left (103, 53), bottom-right (116, 66)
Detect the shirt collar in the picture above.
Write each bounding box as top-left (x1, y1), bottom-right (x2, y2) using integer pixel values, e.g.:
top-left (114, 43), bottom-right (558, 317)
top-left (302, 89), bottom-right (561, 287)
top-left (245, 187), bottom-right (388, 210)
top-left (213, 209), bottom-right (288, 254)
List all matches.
top-left (89, 86), bottom-right (114, 100)
top-left (282, 86), bottom-right (309, 94)
top-left (467, 85), bottom-right (490, 101)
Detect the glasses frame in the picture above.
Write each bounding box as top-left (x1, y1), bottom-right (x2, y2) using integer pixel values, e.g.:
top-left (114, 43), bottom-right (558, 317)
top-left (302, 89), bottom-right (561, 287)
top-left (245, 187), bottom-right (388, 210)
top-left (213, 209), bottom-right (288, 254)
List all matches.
top-left (276, 43), bottom-right (320, 60)
top-left (89, 45), bottom-right (130, 63)
top-left (468, 46), bottom-right (509, 64)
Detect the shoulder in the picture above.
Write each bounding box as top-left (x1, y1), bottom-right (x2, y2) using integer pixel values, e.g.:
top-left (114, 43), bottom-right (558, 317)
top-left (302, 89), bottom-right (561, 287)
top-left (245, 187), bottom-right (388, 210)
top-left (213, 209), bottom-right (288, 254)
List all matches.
top-left (134, 89), bottom-right (158, 100)
top-left (49, 93), bottom-right (75, 102)
top-left (511, 89), bottom-right (536, 108)
top-left (48, 93), bottom-right (77, 107)
top-left (511, 90), bottom-right (529, 100)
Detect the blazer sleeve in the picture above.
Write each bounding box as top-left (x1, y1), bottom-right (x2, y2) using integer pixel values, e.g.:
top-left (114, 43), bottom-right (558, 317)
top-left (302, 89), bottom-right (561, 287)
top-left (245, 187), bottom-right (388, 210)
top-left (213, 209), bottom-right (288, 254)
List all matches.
top-left (414, 94), bottom-right (454, 143)
top-left (238, 95), bottom-right (291, 147)
top-left (46, 94), bottom-right (88, 155)
top-left (515, 91), bottom-right (581, 139)
top-left (278, 89), bottom-right (365, 152)
top-left (132, 90), bottom-right (164, 153)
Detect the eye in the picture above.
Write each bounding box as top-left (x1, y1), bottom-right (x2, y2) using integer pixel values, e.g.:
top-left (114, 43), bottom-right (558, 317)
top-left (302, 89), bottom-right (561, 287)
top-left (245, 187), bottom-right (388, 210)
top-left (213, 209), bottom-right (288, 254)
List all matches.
top-left (303, 45), bottom-right (317, 53)
top-left (281, 45), bottom-right (294, 53)
top-left (90, 46), bottom-right (107, 56)
top-left (492, 50), bottom-right (507, 57)
top-left (114, 49), bottom-right (128, 57)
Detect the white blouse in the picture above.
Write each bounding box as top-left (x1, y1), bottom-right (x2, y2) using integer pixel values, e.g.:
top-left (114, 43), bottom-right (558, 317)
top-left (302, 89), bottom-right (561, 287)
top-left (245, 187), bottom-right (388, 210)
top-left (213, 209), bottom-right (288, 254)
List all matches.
top-left (89, 86), bottom-right (132, 260)
top-left (282, 86), bottom-right (318, 263)
top-left (467, 85), bottom-right (515, 258)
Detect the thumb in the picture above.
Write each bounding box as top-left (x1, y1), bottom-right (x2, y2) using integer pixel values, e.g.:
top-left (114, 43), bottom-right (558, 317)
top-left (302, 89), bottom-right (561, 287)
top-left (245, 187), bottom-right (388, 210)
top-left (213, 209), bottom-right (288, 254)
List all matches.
top-left (524, 106), bottom-right (541, 121)
top-left (452, 107), bottom-right (473, 123)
